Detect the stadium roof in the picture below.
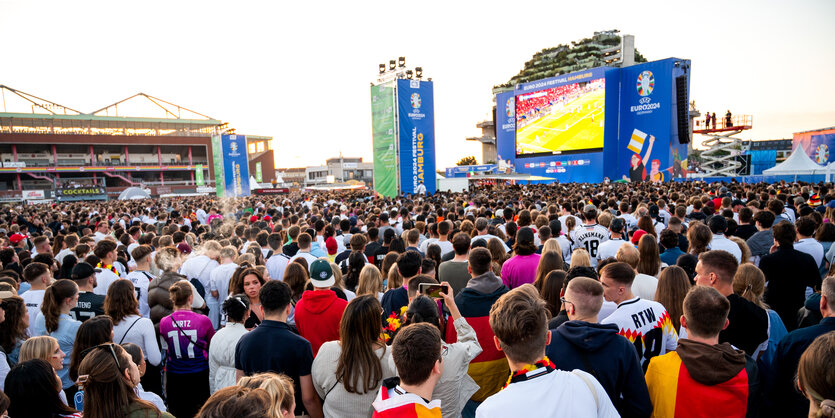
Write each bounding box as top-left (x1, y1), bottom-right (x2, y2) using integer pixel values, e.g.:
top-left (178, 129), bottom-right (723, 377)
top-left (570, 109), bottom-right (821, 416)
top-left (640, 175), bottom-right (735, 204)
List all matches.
top-left (0, 85), bottom-right (228, 136)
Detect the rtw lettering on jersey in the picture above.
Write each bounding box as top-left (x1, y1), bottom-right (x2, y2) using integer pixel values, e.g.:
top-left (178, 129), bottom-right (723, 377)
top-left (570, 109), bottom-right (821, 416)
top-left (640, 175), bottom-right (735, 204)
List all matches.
top-left (631, 307), bottom-right (657, 329)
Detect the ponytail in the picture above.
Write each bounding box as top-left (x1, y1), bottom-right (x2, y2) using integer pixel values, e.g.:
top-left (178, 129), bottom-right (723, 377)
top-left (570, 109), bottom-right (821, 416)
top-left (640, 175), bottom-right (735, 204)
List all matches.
top-left (41, 279), bottom-right (78, 333)
top-left (169, 280), bottom-right (193, 308)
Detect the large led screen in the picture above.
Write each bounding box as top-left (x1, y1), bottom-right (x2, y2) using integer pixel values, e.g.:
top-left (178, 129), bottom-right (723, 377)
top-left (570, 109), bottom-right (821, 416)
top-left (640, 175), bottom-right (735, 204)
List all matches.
top-left (515, 78), bottom-right (605, 157)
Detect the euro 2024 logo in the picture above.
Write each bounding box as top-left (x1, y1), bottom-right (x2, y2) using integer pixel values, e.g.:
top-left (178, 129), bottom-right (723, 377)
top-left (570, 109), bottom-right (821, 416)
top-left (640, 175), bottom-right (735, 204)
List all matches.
top-left (637, 71), bottom-right (655, 96)
top-left (506, 97), bottom-right (515, 118)
top-left (816, 144), bottom-right (829, 164)
top-left (410, 93), bottom-right (421, 109)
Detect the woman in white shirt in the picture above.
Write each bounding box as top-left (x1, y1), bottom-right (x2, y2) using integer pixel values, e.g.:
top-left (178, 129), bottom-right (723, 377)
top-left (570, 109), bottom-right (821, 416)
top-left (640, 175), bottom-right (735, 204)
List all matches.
top-left (106, 280), bottom-right (161, 368)
top-left (208, 294), bottom-right (250, 393)
top-left (312, 294), bottom-right (396, 418)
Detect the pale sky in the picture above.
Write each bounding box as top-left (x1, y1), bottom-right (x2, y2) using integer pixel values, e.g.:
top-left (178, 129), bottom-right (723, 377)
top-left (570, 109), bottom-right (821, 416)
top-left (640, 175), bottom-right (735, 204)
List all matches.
top-left (1, 0), bottom-right (833, 168)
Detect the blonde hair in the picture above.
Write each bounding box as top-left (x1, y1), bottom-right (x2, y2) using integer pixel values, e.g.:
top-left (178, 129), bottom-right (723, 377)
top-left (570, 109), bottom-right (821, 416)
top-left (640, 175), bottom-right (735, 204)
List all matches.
top-left (616, 242), bottom-right (640, 269)
top-left (732, 263), bottom-right (768, 310)
top-left (569, 248), bottom-right (591, 269)
top-left (728, 236), bottom-right (752, 264)
top-left (330, 262), bottom-right (345, 289)
top-left (19, 336), bottom-right (59, 364)
top-left (541, 238), bottom-right (562, 256)
top-left (237, 372), bottom-right (295, 418)
top-left (236, 253), bottom-right (256, 266)
top-left (387, 263), bottom-right (403, 291)
top-left (357, 264), bottom-right (383, 297)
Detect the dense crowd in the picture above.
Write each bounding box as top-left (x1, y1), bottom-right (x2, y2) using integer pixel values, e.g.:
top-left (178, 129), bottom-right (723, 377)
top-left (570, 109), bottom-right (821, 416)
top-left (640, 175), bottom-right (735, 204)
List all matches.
top-left (0, 180), bottom-right (833, 417)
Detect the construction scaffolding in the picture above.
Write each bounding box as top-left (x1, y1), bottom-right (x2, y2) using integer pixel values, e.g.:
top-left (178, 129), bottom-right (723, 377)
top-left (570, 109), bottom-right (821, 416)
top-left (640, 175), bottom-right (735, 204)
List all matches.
top-left (691, 115), bottom-right (753, 177)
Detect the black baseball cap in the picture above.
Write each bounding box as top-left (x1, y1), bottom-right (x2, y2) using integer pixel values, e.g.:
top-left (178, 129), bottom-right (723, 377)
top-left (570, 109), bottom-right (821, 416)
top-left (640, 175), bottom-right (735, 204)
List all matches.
top-left (71, 262), bottom-right (100, 281)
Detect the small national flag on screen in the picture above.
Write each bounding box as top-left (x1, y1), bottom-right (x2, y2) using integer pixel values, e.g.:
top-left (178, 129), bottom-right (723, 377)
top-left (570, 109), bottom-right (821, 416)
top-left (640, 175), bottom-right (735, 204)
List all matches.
top-left (628, 129), bottom-right (647, 154)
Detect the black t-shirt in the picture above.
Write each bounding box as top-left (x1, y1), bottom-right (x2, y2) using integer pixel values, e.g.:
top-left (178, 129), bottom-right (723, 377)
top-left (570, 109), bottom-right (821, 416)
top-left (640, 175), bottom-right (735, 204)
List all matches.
top-left (380, 287), bottom-right (408, 320)
top-left (235, 320), bottom-right (312, 415)
top-left (282, 242), bottom-right (299, 257)
top-left (373, 245), bottom-right (390, 267)
top-left (733, 224), bottom-right (758, 241)
top-left (364, 241), bottom-right (382, 264)
top-left (719, 294), bottom-right (768, 356)
top-left (70, 291), bottom-right (105, 322)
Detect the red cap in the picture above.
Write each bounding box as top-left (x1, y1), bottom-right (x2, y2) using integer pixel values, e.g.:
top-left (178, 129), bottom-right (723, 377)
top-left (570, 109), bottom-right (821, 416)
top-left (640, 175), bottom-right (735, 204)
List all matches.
top-left (264, 215), bottom-right (272, 221)
top-left (631, 229), bottom-right (647, 245)
top-left (177, 242), bottom-right (192, 254)
top-left (9, 233), bottom-right (25, 245)
top-left (326, 236), bottom-right (338, 255)
top-left (249, 215), bottom-right (258, 223)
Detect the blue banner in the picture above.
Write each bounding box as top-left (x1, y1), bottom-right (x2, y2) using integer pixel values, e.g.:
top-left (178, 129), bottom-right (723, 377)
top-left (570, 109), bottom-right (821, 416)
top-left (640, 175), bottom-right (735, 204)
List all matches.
top-left (221, 135), bottom-right (250, 197)
top-left (445, 164), bottom-right (497, 178)
top-left (616, 58), bottom-right (689, 183)
top-left (496, 90), bottom-right (516, 170)
top-left (397, 79), bottom-right (436, 195)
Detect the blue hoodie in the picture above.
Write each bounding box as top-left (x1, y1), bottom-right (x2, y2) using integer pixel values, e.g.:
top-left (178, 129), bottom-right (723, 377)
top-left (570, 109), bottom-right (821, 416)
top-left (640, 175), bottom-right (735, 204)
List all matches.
top-left (546, 320), bottom-right (652, 418)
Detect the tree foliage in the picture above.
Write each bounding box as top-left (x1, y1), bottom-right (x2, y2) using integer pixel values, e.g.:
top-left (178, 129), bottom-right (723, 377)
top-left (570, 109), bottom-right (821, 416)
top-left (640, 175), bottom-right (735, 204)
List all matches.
top-left (457, 156), bottom-right (478, 166)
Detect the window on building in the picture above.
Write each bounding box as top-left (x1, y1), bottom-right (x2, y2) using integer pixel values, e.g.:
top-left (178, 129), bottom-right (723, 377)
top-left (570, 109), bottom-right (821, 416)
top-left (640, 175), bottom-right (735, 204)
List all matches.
top-left (349, 171), bottom-right (354, 179)
top-left (256, 142), bottom-right (265, 153)
top-left (248, 143), bottom-right (256, 154)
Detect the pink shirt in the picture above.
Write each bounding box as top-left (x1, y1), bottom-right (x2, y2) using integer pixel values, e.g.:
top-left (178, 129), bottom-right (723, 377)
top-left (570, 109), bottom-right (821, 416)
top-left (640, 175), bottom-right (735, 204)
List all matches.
top-left (500, 253), bottom-right (541, 289)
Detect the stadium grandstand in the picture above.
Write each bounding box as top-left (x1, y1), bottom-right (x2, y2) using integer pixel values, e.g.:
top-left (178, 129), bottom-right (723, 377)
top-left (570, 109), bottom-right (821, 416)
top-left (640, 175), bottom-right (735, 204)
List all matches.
top-left (0, 85), bottom-right (273, 201)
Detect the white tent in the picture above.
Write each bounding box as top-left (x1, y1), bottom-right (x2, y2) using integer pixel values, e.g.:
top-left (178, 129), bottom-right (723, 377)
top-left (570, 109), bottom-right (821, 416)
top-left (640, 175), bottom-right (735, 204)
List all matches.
top-left (118, 187), bottom-right (151, 200)
top-left (763, 147), bottom-right (828, 175)
top-left (249, 176), bottom-right (263, 190)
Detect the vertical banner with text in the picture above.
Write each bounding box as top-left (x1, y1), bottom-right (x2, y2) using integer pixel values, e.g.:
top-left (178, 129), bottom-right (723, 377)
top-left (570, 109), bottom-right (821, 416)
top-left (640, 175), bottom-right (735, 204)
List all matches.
top-left (220, 135), bottom-right (251, 197)
top-left (371, 81), bottom-right (398, 197)
top-left (211, 136), bottom-right (225, 197)
top-left (397, 79), bottom-right (436, 195)
top-left (255, 162), bottom-right (263, 183)
top-left (195, 164), bottom-right (204, 186)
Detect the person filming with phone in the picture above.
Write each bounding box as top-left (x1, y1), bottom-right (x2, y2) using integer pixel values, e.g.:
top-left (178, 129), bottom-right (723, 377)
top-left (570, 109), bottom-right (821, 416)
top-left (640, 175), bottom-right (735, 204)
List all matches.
top-left (398, 280), bottom-right (483, 418)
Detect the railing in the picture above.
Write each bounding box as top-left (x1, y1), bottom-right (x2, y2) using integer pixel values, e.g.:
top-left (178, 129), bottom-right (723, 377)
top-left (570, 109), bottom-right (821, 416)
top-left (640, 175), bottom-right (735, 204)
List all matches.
top-left (693, 115), bottom-right (753, 132)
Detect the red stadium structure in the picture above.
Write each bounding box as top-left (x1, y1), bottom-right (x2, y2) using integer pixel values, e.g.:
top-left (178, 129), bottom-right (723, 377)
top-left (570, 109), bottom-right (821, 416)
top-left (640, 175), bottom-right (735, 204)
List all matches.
top-left (0, 85), bottom-right (274, 202)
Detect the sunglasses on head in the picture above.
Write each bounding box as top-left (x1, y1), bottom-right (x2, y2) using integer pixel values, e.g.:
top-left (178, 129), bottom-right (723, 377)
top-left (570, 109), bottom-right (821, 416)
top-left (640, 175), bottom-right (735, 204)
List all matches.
top-left (79, 343), bottom-right (121, 370)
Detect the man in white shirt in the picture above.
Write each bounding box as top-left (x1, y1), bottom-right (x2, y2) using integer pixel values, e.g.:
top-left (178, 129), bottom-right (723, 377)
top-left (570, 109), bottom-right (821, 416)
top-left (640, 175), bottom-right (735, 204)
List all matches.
top-left (195, 207), bottom-right (208, 226)
top-left (794, 216), bottom-right (824, 268)
top-left (615, 243), bottom-right (658, 301)
top-left (599, 262), bottom-right (679, 368)
top-left (55, 234), bottom-right (78, 266)
top-left (93, 221), bottom-right (110, 243)
top-left (617, 201), bottom-right (638, 230)
top-left (288, 233), bottom-right (320, 266)
top-left (471, 218), bottom-right (510, 253)
top-left (93, 240), bottom-right (123, 295)
top-left (415, 181), bottom-right (427, 195)
top-left (574, 205), bottom-right (609, 267)
top-left (706, 215), bottom-right (742, 263)
top-left (126, 245), bottom-right (154, 318)
top-left (31, 236), bottom-right (50, 257)
top-left (209, 246), bottom-right (240, 329)
top-left (419, 223), bottom-right (439, 254)
top-left (21, 262), bottom-right (52, 337)
top-left (550, 219), bottom-right (573, 265)
top-left (425, 220), bottom-right (454, 257)
top-left (266, 233), bottom-right (291, 282)
top-left (180, 240), bottom-right (221, 313)
top-left (476, 285), bottom-right (618, 417)
top-left (597, 218), bottom-right (626, 262)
